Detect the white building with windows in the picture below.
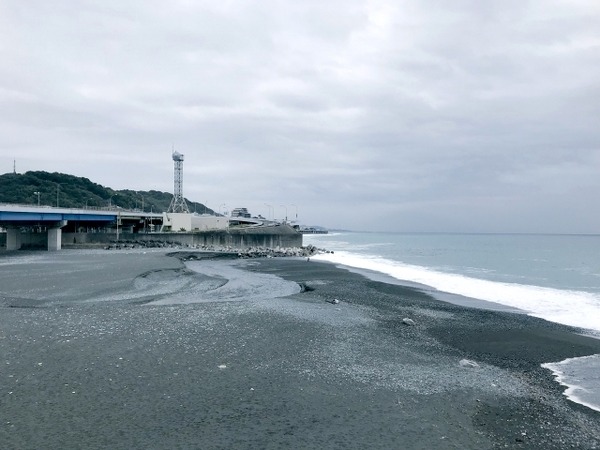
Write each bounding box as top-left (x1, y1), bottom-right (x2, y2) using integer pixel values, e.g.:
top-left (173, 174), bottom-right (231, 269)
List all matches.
top-left (161, 213), bottom-right (229, 232)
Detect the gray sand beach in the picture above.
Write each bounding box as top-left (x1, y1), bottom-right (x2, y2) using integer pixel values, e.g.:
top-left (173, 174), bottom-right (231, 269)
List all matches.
top-left (1, 250), bottom-right (599, 449)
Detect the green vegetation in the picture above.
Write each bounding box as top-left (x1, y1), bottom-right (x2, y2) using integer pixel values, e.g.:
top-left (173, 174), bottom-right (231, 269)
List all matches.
top-left (0, 171), bottom-right (213, 214)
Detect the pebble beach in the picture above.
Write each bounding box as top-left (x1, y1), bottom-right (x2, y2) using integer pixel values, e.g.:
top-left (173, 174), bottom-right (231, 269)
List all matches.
top-left (1, 249), bottom-right (599, 449)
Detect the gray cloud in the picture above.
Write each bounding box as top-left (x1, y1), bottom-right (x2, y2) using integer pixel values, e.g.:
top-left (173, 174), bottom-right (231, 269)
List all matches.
top-left (1, 0), bottom-right (599, 232)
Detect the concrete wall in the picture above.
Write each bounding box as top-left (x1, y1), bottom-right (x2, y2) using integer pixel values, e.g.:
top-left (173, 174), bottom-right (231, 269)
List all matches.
top-left (1, 225), bottom-right (302, 251)
top-left (63, 225), bottom-right (303, 249)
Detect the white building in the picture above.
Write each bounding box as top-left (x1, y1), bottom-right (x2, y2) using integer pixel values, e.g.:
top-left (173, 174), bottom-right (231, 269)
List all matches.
top-left (161, 213), bottom-right (229, 232)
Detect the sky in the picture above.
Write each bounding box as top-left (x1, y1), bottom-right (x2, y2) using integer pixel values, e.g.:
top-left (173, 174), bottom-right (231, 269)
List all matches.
top-left (1, 0), bottom-right (599, 233)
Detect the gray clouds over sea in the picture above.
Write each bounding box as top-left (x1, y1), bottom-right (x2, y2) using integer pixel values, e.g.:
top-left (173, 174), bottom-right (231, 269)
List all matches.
top-left (1, 1), bottom-right (599, 233)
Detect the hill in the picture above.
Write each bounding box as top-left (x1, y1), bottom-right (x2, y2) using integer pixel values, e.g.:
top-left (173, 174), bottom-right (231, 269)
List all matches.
top-left (0, 171), bottom-right (213, 214)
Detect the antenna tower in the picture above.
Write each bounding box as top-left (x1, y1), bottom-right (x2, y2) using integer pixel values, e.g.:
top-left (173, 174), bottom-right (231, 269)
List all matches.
top-left (168, 151), bottom-right (190, 213)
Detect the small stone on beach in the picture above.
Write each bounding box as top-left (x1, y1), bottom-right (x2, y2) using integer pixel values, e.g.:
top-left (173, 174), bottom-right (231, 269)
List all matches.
top-left (459, 359), bottom-right (479, 368)
top-left (402, 318), bottom-right (415, 326)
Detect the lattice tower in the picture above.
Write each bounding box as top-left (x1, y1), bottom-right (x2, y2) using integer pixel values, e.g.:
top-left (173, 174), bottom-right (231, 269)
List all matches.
top-left (168, 151), bottom-right (190, 213)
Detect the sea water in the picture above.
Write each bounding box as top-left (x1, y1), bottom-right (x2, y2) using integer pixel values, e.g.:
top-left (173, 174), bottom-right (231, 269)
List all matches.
top-left (305, 232), bottom-right (600, 412)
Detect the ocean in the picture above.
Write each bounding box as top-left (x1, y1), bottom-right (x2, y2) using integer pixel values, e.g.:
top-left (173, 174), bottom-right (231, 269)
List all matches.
top-left (305, 231), bottom-right (600, 413)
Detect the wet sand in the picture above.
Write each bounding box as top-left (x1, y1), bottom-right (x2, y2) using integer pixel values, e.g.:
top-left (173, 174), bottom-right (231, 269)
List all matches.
top-left (1, 250), bottom-right (599, 449)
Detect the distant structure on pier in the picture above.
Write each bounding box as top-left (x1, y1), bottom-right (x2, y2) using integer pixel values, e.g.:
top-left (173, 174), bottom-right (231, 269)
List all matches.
top-left (167, 151), bottom-right (190, 213)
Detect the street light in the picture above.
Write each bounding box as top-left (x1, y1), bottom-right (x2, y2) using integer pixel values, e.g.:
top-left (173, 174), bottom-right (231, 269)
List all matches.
top-left (137, 192), bottom-right (144, 212)
top-left (56, 183), bottom-right (62, 208)
top-left (109, 194), bottom-right (117, 208)
top-left (280, 205), bottom-right (288, 223)
top-left (290, 204), bottom-right (298, 221)
top-left (264, 203), bottom-right (273, 221)
top-left (219, 203), bottom-right (227, 216)
top-left (33, 191), bottom-right (40, 206)
top-left (116, 211), bottom-right (120, 242)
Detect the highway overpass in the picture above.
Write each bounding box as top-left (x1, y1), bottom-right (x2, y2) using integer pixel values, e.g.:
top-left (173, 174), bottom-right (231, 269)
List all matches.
top-left (0, 204), bottom-right (162, 250)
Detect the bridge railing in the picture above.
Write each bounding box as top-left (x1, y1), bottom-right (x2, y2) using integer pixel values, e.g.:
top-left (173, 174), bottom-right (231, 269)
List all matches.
top-left (0, 203), bottom-right (162, 216)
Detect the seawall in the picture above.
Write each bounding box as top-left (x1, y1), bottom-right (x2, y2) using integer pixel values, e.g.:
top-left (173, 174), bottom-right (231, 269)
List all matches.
top-left (62, 224), bottom-right (302, 250)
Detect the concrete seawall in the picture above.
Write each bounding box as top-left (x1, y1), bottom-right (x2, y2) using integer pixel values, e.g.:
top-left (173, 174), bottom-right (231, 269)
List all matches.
top-left (62, 224), bottom-right (303, 250)
top-left (2, 225), bottom-right (303, 251)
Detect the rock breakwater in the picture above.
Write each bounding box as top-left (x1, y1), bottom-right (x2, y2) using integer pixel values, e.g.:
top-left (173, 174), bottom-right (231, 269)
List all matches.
top-left (104, 240), bottom-right (331, 259)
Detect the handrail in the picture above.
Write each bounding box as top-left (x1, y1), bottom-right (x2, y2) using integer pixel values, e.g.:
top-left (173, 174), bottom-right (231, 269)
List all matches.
top-left (0, 203), bottom-right (162, 215)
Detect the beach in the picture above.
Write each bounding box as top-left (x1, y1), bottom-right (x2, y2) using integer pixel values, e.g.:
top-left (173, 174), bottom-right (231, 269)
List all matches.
top-left (1, 249), bottom-right (600, 449)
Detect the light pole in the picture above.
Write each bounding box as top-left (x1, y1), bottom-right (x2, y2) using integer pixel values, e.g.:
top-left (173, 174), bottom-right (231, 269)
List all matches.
top-left (280, 205), bottom-right (288, 223)
top-left (137, 192), bottom-right (144, 212)
top-left (290, 204), bottom-right (298, 221)
top-left (264, 203), bottom-right (273, 221)
top-left (56, 183), bottom-right (61, 208)
top-left (109, 194), bottom-right (117, 208)
top-left (33, 191), bottom-right (40, 206)
top-left (219, 203), bottom-right (227, 216)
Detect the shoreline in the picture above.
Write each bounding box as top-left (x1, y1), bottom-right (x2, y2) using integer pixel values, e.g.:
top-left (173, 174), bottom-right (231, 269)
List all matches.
top-left (542, 355), bottom-right (600, 414)
top-left (307, 255), bottom-right (600, 416)
top-left (1, 249), bottom-right (599, 448)
top-left (308, 249), bottom-right (600, 338)
top-left (229, 257), bottom-right (600, 442)
top-left (333, 263), bottom-right (529, 314)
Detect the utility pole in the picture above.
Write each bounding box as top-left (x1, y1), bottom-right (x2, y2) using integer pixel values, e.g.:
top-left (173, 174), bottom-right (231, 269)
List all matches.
top-left (137, 192), bottom-right (144, 212)
top-left (264, 203), bottom-right (273, 221)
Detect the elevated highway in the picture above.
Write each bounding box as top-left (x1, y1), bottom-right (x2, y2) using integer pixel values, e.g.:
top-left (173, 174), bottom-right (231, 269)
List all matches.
top-left (0, 204), bottom-right (162, 250)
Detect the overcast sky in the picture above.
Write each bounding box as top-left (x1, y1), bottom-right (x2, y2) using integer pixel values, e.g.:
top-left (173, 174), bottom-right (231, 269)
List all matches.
top-left (1, 0), bottom-right (599, 232)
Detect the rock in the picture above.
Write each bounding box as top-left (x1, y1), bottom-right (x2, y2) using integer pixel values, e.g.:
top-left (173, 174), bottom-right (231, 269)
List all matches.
top-left (102, 241), bottom-right (331, 258)
top-left (459, 359), bottom-right (480, 368)
top-left (402, 318), bottom-right (415, 326)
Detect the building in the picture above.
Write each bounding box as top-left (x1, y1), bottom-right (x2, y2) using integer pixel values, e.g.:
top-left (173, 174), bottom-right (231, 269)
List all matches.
top-left (161, 213), bottom-right (228, 232)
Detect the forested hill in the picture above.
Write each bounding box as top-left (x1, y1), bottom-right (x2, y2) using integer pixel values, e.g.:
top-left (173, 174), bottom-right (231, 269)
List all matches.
top-left (0, 171), bottom-right (213, 214)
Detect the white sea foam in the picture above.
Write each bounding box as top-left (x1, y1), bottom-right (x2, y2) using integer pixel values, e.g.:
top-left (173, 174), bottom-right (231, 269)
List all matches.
top-left (313, 251), bottom-right (600, 334)
top-left (542, 354), bottom-right (600, 412)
